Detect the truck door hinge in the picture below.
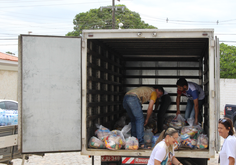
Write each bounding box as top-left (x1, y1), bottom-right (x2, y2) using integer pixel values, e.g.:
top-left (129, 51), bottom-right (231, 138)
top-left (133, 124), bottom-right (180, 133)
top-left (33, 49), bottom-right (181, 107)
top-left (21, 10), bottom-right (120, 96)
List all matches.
top-left (212, 140), bottom-right (215, 148)
top-left (211, 90), bottom-right (215, 98)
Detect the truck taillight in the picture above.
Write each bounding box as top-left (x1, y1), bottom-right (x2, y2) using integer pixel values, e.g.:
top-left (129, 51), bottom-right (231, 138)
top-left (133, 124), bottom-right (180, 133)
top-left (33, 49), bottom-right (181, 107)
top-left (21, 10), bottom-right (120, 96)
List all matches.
top-left (224, 107), bottom-right (225, 116)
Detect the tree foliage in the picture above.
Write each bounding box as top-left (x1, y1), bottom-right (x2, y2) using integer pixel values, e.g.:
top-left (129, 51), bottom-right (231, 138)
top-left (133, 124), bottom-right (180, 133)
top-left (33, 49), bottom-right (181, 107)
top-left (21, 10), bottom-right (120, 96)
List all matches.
top-left (5, 51), bottom-right (15, 55)
top-left (66, 5), bottom-right (157, 36)
top-left (220, 43), bottom-right (236, 78)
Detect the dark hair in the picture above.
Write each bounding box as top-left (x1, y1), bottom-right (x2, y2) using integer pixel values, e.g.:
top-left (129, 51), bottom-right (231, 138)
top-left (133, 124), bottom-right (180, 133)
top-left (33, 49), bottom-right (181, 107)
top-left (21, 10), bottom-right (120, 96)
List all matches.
top-left (176, 78), bottom-right (188, 87)
top-left (219, 117), bottom-right (235, 135)
top-left (153, 85), bottom-right (164, 94)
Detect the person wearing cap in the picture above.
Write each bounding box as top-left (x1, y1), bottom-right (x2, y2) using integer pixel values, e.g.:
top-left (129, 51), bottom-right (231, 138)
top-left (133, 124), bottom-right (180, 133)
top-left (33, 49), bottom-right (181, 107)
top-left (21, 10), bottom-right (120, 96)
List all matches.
top-left (123, 86), bottom-right (164, 149)
top-left (176, 77), bottom-right (205, 125)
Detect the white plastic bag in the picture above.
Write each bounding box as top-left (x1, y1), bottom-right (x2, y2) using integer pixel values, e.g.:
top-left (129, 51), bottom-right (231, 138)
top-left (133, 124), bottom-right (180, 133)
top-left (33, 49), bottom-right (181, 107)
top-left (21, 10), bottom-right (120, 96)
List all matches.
top-left (88, 136), bottom-right (105, 149)
top-left (176, 114), bottom-right (186, 123)
top-left (95, 124), bottom-right (110, 141)
top-left (197, 134), bottom-right (208, 149)
top-left (170, 114), bottom-right (186, 129)
top-left (187, 118), bottom-right (194, 126)
top-left (110, 130), bottom-right (126, 147)
top-left (105, 131), bottom-right (124, 150)
top-left (121, 122), bottom-right (131, 139)
top-left (125, 137), bottom-right (139, 150)
top-left (181, 118), bottom-right (202, 138)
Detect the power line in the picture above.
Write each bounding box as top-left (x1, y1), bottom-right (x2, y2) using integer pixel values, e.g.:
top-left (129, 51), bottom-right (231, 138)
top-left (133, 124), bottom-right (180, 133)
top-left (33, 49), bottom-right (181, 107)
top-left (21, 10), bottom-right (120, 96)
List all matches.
top-left (0, 1), bottom-right (111, 8)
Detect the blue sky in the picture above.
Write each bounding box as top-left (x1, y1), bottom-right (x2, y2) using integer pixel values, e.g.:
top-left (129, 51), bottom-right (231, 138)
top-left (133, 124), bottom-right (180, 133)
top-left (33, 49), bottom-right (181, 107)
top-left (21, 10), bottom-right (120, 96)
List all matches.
top-left (1, 0), bottom-right (236, 55)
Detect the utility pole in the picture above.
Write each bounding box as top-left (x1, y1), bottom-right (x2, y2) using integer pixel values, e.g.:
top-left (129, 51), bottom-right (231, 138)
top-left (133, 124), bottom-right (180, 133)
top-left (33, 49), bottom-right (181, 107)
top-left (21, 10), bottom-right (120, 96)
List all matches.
top-left (100, 0), bottom-right (125, 29)
top-left (112, 0), bottom-right (115, 29)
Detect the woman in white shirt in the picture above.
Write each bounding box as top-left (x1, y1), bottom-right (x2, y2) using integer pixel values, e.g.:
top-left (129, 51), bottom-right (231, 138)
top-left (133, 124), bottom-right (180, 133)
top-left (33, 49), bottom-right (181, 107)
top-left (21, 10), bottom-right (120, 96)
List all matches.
top-left (148, 127), bottom-right (183, 165)
top-left (218, 117), bottom-right (236, 165)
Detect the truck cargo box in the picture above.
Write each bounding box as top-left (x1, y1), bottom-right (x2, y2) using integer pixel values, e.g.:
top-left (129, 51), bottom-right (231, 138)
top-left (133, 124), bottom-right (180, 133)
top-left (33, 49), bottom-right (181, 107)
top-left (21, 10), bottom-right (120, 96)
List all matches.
top-left (18, 29), bottom-right (220, 159)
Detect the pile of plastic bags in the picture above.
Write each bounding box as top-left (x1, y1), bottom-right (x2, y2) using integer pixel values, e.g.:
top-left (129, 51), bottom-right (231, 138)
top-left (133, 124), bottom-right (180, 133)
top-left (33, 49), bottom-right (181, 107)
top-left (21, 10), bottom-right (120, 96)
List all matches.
top-left (89, 123), bottom-right (139, 150)
top-left (174, 117), bottom-right (208, 150)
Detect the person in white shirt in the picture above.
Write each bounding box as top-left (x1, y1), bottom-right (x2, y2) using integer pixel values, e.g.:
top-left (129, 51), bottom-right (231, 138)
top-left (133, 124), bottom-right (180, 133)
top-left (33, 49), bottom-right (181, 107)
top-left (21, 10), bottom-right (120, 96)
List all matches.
top-left (148, 128), bottom-right (183, 165)
top-left (218, 117), bottom-right (236, 165)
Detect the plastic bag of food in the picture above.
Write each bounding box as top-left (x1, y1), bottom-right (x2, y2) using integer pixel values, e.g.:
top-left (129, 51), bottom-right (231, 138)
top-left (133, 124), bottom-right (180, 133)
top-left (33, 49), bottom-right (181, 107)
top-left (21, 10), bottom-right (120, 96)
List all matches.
top-left (180, 134), bottom-right (197, 149)
top-left (192, 125), bottom-right (204, 140)
top-left (144, 129), bottom-right (154, 147)
top-left (95, 124), bottom-right (110, 141)
top-left (125, 137), bottom-right (139, 150)
top-left (181, 126), bottom-right (198, 137)
top-left (151, 133), bottom-right (160, 148)
top-left (197, 134), bottom-right (208, 149)
top-left (88, 136), bottom-right (105, 149)
top-left (111, 129), bottom-right (126, 147)
top-left (174, 136), bottom-right (182, 151)
top-left (169, 119), bottom-right (182, 130)
top-left (105, 132), bottom-right (124, 150)
top-left (181, 118), bottom-right (200, 138)
top-left (177, 114), bottom-right (186, 126)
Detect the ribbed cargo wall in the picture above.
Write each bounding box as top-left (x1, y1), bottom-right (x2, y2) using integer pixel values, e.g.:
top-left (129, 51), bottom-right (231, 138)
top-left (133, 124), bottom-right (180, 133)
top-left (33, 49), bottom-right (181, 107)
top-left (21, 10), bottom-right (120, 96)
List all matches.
top-left (124, 60), bottom-right (203, 113)
top-left (86, 40), bottom-right (125, 140)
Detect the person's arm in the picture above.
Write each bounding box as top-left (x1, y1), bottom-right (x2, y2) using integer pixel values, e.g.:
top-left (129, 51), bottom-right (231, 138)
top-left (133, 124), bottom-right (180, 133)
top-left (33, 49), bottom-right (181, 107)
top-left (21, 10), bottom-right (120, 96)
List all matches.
top-left (172, 157), bottom-right (183, 165)
top-left (193, 98), bottom-right (199, 125)
top-left (176, 93), bottom-right (181, 116)
top-left (229, 157), bottom-right (235, 165)
top-left (154, 159), bottom-right (161, 165)
top-left (144, 99), bottom-right (155, 126)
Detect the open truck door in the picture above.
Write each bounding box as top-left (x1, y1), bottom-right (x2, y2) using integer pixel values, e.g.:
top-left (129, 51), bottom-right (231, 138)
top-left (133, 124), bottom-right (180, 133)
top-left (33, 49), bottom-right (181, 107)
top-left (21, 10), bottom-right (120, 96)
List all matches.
top-left (18, 35), bottom-right (82, 153)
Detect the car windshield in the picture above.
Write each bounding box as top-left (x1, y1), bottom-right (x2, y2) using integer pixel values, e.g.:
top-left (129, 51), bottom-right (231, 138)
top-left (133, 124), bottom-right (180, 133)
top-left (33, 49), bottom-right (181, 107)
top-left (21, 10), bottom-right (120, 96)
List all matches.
top-left (0, 101), bottom-right (18, 110)
top-left (0, 102), bottom-right (6, 109)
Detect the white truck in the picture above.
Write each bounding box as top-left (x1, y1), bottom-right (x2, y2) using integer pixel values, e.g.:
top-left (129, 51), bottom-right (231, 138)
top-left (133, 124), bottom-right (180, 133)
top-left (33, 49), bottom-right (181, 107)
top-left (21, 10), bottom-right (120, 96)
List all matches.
top-left (18, 29), bottom-right (220, 165)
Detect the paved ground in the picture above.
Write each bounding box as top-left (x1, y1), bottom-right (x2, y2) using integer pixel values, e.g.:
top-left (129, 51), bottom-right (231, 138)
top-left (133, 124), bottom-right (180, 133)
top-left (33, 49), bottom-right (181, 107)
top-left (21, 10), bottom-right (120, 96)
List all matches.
top-left (0, 151), bottom-right (218, 165)
top-left (10, 152), bottom-right (101, 165)
top-left (0, 112), bottom-right (224, 165)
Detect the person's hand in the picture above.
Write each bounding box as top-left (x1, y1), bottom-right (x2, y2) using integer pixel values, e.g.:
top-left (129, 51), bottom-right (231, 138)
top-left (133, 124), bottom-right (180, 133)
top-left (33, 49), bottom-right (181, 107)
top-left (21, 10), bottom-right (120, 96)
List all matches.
top-left (144, 119), bottom-right (148, 126)
top-left (194, 118), bottom-right (198, 125)
top-left (176, 110), bottom-right (180, 116)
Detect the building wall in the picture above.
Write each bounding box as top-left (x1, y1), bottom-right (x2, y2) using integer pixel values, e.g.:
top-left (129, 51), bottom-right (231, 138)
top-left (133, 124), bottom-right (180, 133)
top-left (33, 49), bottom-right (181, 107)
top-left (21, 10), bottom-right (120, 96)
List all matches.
top-left (0, 70), bottom-right (18, 101)
top-left (220, 79), bottom-right (236, 111)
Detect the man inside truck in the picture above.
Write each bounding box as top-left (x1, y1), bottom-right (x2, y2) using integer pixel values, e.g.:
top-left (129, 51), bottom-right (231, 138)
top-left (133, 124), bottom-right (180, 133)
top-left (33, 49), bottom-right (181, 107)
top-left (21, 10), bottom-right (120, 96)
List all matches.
top-left (154, 87), bottom-right (171, 133)
top-left (176, 78), bottom-right (205, 125)
top-left (123, 86), bottom-right (164, 149)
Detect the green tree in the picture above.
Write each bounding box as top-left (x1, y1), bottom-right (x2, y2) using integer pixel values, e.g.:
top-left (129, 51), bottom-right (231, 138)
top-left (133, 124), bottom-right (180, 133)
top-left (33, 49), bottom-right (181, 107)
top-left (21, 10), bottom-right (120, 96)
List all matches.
top-left (66, 5), bottom-right (157, 36)
top-left (5, 51), bottom-right (15, 55)
top-left (220, 43), bottom-right (236, 78)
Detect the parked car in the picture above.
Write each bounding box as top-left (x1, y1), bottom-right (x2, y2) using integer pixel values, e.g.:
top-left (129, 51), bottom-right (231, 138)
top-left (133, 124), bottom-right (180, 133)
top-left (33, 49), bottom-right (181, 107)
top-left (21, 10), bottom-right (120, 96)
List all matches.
top-left (0, 99), bottom-right (18, 110)
top-left (224, 104), bottom-right (236, 130)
